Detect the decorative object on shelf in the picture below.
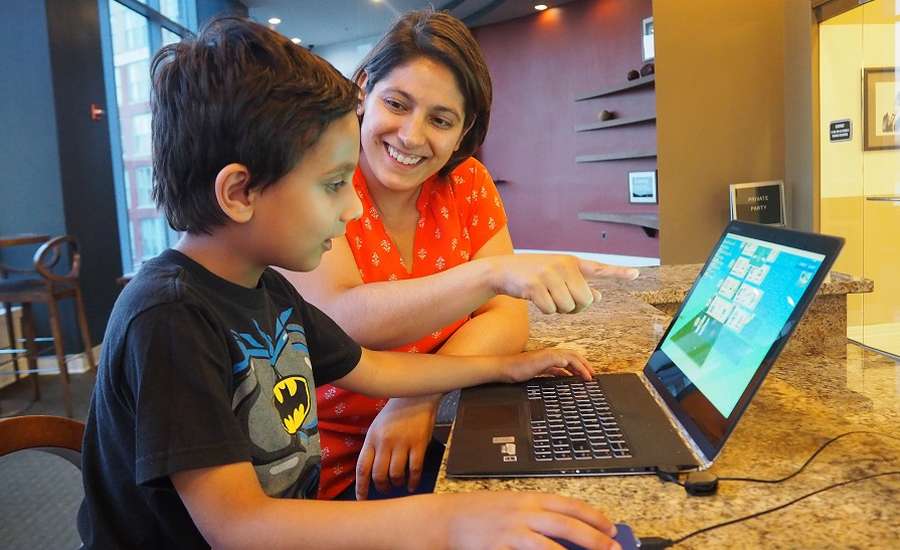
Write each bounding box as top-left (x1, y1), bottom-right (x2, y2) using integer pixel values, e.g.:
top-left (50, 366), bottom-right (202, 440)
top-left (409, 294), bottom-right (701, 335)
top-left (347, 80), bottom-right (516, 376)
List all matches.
top-left (863, 67), bottom-right (899, 151)
top-left (642, 16), bottom-right (654, 61)
top-left (729, 180), bottom-right (786, 226)
top-left (628, 170), bottom-right (657, 204)
top-left (576, 114), bottom-right (656, 132)
top-left (627, 69), bottom-right (640, 81)
top-left (640, 62), bottom-right (655, 77)
top-left (598, 110), bottom-right (616, 121)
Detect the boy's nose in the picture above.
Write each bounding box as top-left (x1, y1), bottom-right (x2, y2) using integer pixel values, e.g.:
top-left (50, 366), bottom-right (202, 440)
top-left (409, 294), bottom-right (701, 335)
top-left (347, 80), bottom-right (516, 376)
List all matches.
top-left (341, 186), bottom-right (363, 222)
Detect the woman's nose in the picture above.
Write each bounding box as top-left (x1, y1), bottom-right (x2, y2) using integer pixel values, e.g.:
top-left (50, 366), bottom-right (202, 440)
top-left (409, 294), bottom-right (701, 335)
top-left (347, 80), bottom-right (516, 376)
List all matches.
top-left (397, 114), bottom-right (427, 149)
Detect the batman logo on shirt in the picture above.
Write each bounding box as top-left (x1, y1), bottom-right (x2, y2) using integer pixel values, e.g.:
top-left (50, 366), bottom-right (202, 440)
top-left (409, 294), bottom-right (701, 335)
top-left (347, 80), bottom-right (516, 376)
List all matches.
top-left (273, 375), bottom-right (311, 435)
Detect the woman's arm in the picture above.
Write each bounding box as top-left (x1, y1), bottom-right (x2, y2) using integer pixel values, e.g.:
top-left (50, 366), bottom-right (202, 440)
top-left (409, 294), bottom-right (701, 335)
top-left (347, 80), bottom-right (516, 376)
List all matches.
top-left (281, 227), bottom-right (635, 350)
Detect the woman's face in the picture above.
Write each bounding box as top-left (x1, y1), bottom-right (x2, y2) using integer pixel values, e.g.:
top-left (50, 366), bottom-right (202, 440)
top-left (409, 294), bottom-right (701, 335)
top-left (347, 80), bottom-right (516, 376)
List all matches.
top-left (358, 56), bottom-right (468, 194)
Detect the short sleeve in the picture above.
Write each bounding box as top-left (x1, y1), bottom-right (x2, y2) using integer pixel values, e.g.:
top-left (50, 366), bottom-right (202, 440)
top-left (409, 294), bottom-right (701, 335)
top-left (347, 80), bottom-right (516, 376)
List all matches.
top-left (300, 301), bottom-right (362, 386)
top-left (455, 159), bottom-right (508, 254)
top-left (128, 304), bottom-right (250, 487)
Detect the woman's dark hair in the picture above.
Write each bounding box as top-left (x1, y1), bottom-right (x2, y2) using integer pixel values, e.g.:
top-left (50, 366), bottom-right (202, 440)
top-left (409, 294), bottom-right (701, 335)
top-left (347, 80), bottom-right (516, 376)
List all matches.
top-left (353, 10), bottom-right (492, 178)
top-left (151, 16), bottom-right (358, 234)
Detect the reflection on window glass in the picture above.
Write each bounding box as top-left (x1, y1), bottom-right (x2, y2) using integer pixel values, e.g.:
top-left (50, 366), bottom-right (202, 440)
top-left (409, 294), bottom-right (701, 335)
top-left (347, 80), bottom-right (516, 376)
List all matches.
top-left (106, 0), bottom-right (194, 271)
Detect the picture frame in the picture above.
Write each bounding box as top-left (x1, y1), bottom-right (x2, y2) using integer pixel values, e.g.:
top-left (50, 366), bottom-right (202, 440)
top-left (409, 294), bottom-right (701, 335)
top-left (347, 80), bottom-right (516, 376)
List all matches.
top-left (642, 17), bottom-right (654, 62)
top-left (729, 180), bottom-right (786, 226)
top-left (628, 170), bottom-right (657, 204)
top-left (863, 67), bottom-right (900, 151)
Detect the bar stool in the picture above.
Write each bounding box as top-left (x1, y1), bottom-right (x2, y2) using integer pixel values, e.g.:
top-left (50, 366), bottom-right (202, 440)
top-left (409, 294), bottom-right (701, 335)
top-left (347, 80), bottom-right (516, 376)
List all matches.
top-left (0, 236), bottom-right (95, 417)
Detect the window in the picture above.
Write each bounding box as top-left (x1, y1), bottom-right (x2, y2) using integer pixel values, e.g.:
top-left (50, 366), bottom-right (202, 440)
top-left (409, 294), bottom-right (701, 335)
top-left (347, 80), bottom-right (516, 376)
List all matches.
top-left (132, 113), bottom-right (152, 157)
top-left (102, 0), bottom-right (195, 272)
top-left (139, 217), bottom-right (168, 260)
top-left (135, 166), bottom-right (154, 207)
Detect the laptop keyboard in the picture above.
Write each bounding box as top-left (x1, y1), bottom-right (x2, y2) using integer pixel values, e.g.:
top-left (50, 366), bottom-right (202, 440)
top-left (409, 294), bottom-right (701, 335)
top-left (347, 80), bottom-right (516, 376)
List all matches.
top-left (526, 379), bottom-right (632, 462)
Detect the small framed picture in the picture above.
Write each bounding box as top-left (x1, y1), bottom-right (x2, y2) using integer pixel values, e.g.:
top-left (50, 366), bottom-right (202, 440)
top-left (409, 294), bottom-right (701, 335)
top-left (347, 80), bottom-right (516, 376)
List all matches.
top-left (863, 67), bottom-right (899, 150)
top-left (642, 17), bottom-right (654, 62)
top-left (628, 170), bottom-right (657, 203)
top-left (729, 180), bottom-right (786, 226)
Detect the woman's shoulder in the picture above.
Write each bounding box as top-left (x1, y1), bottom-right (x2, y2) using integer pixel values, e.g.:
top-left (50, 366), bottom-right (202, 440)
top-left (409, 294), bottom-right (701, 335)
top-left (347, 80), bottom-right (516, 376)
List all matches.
top-left (449, 157), bottom-right (489, 181)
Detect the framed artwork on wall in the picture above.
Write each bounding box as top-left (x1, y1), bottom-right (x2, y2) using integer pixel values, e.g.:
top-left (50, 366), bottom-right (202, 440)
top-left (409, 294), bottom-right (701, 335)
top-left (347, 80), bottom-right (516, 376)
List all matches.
top-left (642, 17), bottom-right (654, 62)
top-left (628, 170), bottom-right (657, 203)
top-left (863, 67), bottom-right (900, 151)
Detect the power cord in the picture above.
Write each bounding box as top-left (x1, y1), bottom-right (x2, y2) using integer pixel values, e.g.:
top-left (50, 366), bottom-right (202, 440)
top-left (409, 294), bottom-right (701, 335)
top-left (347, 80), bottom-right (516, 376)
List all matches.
top-left (640, 470), bottom-right (900, 548)
top-left (641, 431), bottom-right (900, 548)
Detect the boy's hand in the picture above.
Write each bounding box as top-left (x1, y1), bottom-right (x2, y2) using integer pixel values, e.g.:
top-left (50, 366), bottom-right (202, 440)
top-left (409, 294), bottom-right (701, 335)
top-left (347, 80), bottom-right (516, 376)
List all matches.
top-left (487, 255), bottom-right (639, 315)
top-left (502, 349), bottom-right (593, 384)
top-left (355, 396), bottom-right (438, 500)
top-left (440, 491), bottom-right (621, 550)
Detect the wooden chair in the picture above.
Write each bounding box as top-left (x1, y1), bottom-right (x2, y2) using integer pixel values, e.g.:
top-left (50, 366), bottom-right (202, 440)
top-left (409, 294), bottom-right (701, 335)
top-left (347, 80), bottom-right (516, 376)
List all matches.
top-left (0, 414), bottom-right (84, 467)
top-left (0, 236), bottom-right (95, 417)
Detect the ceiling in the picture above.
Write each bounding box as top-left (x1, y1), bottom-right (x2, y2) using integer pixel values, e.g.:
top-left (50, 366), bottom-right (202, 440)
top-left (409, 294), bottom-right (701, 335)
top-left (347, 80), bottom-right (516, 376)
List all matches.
top-left (241, 0), bottom-right (580, 49)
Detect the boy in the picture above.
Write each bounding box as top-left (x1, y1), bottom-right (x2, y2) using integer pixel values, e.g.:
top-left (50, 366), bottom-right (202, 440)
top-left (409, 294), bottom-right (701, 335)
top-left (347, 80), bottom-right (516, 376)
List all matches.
top-left (78, 16), bottom-right (621, 550)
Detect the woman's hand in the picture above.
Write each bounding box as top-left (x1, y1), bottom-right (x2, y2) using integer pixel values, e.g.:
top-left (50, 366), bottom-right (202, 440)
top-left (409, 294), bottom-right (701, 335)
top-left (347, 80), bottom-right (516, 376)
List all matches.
top-left (355, 396), bottom-right (439, 500)
top-left (501, 348), bottom-right (594, 384)
top-left (486, 255), bottom-right (639, 315)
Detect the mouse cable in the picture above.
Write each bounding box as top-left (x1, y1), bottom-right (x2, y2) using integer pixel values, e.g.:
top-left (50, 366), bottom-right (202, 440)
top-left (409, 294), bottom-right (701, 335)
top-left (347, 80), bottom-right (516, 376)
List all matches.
top-left (718, 430), bottom-right (900, 484)
top-left (637, 470), bottom-right (900, 548)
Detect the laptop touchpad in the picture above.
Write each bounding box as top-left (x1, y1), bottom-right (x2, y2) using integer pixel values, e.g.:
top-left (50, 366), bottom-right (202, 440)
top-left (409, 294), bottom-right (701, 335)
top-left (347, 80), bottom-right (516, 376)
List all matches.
top-left (462, 403), bottom-right (522, 431)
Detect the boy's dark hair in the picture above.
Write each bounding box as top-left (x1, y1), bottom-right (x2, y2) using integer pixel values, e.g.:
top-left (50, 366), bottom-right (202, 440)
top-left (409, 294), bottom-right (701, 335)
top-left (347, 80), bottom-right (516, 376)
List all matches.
top-left (151, 16), bottom-right (358, 234)
top-left (353, 10), bottom-right (492, 178)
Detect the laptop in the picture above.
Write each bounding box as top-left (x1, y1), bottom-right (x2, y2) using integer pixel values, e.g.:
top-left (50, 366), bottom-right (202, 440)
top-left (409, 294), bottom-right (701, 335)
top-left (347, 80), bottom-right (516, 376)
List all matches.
top-left (447, 221), bottom-right (844, 478)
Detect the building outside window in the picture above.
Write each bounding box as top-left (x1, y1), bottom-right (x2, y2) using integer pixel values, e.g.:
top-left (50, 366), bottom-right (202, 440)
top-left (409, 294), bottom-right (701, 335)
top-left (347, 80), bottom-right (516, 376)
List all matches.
top-left (103, 0), bottom-right (195, 272)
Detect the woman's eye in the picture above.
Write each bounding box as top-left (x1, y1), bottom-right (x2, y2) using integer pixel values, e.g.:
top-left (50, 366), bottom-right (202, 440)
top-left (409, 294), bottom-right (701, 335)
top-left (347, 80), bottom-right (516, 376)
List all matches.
top-left (432, 117), bottom-right (453, 129)
top-left (384, 98), bottom-right (405, 111)
top-left (326, 181), bottom-right (346, 193)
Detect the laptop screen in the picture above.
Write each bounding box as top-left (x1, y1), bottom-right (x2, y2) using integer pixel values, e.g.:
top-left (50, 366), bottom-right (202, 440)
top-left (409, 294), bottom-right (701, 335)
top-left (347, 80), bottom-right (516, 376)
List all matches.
top-left (644, 224), bottom-right (837, 461)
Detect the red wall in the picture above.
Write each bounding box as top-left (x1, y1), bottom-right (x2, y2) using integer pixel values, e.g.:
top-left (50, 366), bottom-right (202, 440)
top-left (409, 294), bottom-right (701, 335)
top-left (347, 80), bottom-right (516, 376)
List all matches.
top-left (473, 0), bottom-right (658, 257)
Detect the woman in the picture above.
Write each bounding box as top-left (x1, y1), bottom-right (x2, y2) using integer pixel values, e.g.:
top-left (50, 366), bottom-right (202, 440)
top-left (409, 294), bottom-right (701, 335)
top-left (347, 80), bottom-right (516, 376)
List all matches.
top-left (285, 10), bottom-right (638, 501)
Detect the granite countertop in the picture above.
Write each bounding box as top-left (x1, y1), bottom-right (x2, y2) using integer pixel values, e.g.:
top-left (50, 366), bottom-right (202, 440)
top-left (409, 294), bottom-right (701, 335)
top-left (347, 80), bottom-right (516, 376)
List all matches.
top-left (436, 266), bottom-right (898, 549)
top-left (594, 264), bottom-right (873, 305)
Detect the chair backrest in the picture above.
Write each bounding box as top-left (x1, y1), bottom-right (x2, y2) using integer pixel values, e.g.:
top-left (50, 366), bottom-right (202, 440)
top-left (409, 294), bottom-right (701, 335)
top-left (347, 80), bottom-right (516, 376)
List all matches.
top-left (0, 414), bottom-right (84, 468)
top-left (33, 235), bottom-right (82, 286)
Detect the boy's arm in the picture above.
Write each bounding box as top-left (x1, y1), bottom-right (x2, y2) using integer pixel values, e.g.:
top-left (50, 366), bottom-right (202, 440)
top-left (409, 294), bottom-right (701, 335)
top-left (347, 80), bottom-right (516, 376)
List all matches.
top-left (334, 347), bottom-right (592, 398)
top-left (171, 461), bottom-right (621, 550)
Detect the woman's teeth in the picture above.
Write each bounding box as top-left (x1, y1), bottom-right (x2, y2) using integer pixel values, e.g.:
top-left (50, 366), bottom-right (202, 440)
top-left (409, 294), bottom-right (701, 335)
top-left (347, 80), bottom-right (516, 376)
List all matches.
top-left (387, 144), bottom-right (423, 166)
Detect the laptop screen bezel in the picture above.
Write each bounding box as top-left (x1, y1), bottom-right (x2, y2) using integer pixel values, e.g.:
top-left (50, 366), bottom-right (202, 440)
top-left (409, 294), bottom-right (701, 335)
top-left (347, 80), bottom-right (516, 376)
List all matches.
top-left (642, 221), bottom-right (844, 462)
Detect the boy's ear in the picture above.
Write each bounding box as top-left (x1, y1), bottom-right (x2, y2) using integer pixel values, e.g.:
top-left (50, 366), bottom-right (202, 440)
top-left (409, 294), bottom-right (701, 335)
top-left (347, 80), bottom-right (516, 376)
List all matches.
top-left (214, 163), bottom-right (255, 224)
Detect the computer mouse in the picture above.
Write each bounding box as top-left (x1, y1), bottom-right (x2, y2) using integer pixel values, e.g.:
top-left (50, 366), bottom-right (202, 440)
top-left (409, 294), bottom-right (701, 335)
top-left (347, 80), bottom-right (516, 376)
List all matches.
top-left (550, 523), bottom-right (639, 550)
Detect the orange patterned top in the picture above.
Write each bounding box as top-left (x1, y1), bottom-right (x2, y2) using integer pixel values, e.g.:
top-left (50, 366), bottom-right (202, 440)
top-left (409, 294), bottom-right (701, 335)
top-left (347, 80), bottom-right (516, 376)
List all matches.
top-left (316, 157), bottom-right (508, 499)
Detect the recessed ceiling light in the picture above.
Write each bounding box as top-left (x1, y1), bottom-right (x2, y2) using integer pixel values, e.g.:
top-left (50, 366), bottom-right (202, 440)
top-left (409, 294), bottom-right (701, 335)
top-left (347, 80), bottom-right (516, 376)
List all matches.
top-left (291, 37), bottom-right (302, 44)
top-left (534, 4), bottom-right (548, 10)
top-left (268, 17), bottom-right (281, 25)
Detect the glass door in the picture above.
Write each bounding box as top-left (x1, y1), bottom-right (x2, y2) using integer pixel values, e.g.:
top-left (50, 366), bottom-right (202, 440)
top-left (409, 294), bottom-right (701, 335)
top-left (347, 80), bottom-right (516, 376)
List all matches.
top-left (819, 0), bottom-right (900, 357)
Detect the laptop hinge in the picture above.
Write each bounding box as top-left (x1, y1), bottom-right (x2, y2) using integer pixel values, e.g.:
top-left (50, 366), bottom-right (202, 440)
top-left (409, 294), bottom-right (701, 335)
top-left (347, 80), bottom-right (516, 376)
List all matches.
top-left (637, 373), bottom-right (713, 471)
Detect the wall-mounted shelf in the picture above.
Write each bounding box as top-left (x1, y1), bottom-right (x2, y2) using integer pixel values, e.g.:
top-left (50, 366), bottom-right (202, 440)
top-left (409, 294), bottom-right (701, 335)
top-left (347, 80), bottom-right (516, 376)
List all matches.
top-left (576, 150), bottom-right (656, 163)
top-left (576, 114), bottom-right (656, 132)
top-left (575, 75), bottom-right (655, 101)
top-left (578, 211), bottom-right (659, 237)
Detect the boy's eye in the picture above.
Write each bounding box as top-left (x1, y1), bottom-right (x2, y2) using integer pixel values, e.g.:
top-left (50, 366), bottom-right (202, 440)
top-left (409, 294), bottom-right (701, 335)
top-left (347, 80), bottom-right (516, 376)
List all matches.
top-left (325, 180), bottom-right (346, 193)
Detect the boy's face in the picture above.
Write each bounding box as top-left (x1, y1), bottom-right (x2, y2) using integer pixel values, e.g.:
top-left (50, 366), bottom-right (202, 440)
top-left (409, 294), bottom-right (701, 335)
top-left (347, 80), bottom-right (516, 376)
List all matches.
top-left (248, 112), bottom-right (362, 272)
